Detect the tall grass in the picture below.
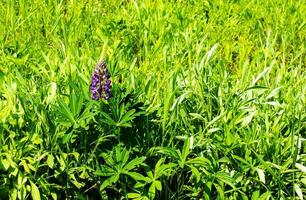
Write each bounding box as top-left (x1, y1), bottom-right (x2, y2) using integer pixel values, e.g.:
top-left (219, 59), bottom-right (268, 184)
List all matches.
top-left (0, 0), bottom-right (305, 199)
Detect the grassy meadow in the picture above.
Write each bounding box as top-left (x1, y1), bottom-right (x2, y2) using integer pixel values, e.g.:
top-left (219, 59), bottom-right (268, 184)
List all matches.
top-left (0, 0), bottom-right (305, 199)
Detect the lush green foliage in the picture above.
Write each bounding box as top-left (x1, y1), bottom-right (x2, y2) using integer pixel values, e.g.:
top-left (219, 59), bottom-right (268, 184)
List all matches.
top-left (0, 0), bottom-right (305, 199)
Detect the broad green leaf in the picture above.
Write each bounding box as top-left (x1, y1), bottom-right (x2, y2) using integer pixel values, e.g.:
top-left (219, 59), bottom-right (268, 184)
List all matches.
top-left (1, 159), bottom-right (10, 171)
top-left (127, 193), bottom-right (141, 199)
top-left (148, 183), bottom-right (156, 199)
top-left (266, 87), bottom-right (282, 99)
top-left (259, 191), bottom-right (271, 200)
top-left (252, 65), bottom-right (273, 86)
top-left (30, 181), bottom-right (41, 200)
top-left (153, 180), bottom-right (162, 191)
top-left (251, 191), bottom-right (260, 200)
top-left (255, 168), bottom-right (265, 184)
top-left (251, 149), bottom-right (286, 191)
top-left (239, 110), bottom-right (256, 127)
top-left (51, 192), bottom-right (57, 200)
top-left (47, 154), bottom-right (54, 169)
top-left (9, 188), bottom-right (17, 200)
top-left (232, 155), bottom-right (253, 168)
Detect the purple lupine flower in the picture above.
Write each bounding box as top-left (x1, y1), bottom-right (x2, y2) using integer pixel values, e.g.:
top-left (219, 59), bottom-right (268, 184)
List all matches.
top-left (90, 61), bottom-right (111, 100)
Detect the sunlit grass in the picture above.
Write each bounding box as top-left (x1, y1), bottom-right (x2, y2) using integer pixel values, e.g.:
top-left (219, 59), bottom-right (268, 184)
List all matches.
top-left (0, 0), bottom-right (305, 199)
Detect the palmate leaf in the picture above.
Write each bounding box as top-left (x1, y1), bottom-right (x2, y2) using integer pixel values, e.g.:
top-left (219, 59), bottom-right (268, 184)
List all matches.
top-left (118, 109), bottom-right (136, 126)
top-left (100, 111), bottom-right (116, 125)
top-left (56, 99), bottom-right (75, 124)
top-left (97, 146), bottom-right (146, 191)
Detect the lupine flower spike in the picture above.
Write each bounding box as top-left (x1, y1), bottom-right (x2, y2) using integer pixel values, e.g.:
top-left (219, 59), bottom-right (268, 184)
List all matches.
top-left (90, 61), bottom-right (111, 100)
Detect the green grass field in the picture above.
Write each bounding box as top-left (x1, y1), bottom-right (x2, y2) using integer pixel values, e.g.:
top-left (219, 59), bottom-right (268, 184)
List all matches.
top-left (0, 0), bottom-right (305, 199)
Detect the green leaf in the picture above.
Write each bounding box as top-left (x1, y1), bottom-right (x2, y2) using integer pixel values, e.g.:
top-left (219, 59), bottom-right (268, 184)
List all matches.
top-left (215, 172), bottom-right (236, 189)
top-left (47, 154), bottom-right (54, 169)
top-left (127, 193), bottom-right (141, 199)
top-left (125, 172), bottom-right (150, 182)
top-left (186, 157), bottom-right (211, 166)
top-left (251, 149), bottom-right (287, 192)
top-left (189, 113), bottom-right (205, 121)
top-left (181, 137), bottom-right (191, 163)
top-left (251, 191), bottom-right (260, 200)
top-left (151, 147), bottom-right (179, 159)
top-left (123, 157), bottom-right (146, 171)
top-left (100, 174), bottom-right (120, 191)
top-left (294, 184), bottom-right (303, 200)
top-left (259, 191), bottom-right (271, 200)
top-left (57, 99), bottom-right (75, 124)
top-left (188, 165), bottom-right (201, 183)
top-left (232, 155), bottom-right (253, 168)
top-left (100, 111), bottom-right (116, 125)
top-left (51, 192), bottom-right (57, 200)
top-left (95, 165), bottom-right (116, 177)
top-left (153, 180), bottom-right (162, 191)
top-left (214, 183), bottom-right (224, 200)
top-left (296, 163), bottom-right (306, 173)
top-left (101, 152), bottom-right (115, 166)
top-left (255, 168), bottom-right (265, 184)
top-left (30, 181), bottom-right (41, 200)
top-left (1, 159), bottom-right (10, 171)
top-left (239, 110), bottom-right (256, 127)
top-left (155, 163), bottom-right (176, 178)
top-left (148, 183), bottom-right (156, 199)
top-left (9, 188), bottom-right (17, 200)
top-left (120, 109), bottom-right (136, 124)
top-left (120, 148), bottom-right (130, 166)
